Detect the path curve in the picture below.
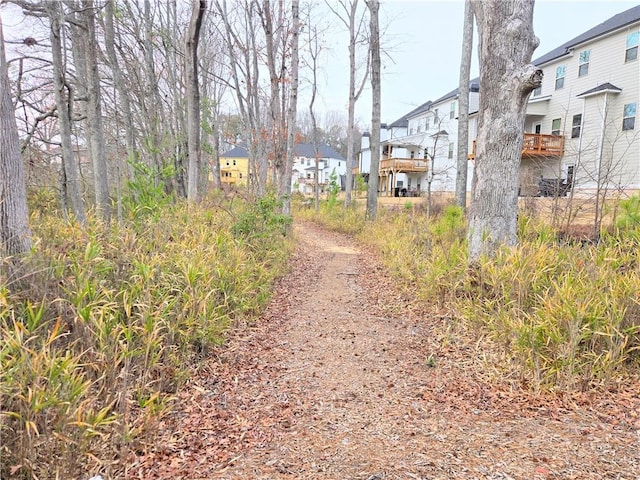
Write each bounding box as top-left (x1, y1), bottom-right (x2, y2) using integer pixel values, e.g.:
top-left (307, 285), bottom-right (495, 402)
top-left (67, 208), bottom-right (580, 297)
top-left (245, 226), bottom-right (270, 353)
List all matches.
top-left (131, 221), bottom-right (640, 480)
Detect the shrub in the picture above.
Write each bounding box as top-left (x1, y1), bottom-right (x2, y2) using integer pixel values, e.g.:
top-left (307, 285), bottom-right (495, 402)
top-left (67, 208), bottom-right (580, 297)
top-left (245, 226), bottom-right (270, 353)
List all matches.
top-left (0, 198), bottom-right (292, 479)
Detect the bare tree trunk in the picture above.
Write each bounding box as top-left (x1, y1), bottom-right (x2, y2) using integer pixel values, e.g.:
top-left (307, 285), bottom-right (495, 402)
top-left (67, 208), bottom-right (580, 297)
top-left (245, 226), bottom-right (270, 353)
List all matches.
top-left (365, 0), bottom-right (381, 221)
top-left (467, 0), bottom-right (541, 260)
top-left (455, 0), bottom-right (473, 211)
top-left (0, 17), bottom-right (31, 255)
top-left (46, 1), bottom-right (86, 224)
top-left (282, 0), bottom-right (299, 215)
top-left (83, 0), bottom-right (111, 223)
top-left (185, 0), bottom-right (206, 202)
top-left (104, 0), bottom-right (136, 167)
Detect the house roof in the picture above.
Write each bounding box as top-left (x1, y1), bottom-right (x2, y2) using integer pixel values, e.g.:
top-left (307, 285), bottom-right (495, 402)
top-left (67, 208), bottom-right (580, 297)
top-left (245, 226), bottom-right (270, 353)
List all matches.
top-left (431, 79), bottom-right (480, 105)
top-left (388, 100), bottom-right (433, 128)
top-left (294, 143), bottom-right (345, 160)
top-left (221, 143), bottom-right (346, 161)
top-left (533, 5), bottom-right (640, 66)
top-left (220, 145), bottom-right (248, 157)
top-left (576, 82), bottom-right (623, 98)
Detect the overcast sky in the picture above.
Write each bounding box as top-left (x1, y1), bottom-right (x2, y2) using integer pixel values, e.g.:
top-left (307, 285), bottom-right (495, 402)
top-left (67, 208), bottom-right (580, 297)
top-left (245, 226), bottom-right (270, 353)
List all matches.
top-left (316, 0), bottom-right (640, 127)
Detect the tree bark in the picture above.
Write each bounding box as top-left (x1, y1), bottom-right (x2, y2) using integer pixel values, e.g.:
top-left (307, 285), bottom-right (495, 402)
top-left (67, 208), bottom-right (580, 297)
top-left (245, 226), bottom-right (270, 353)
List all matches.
top-left (455, 0), bottom-right (473, 211)
top-left (185, 0), bottom-right (206, 202)
top-left (365, 0), bottom-right (381, 221)
top-left (0, 17), bottom-right (31, 255)
top-left (282, 0), bottom-right (299, 215)
top-left (82, 0), bottom-right (111, 223)
top-left (467, 0), bottom-right (541, 260)
top-left (46, 1), bottom-right (86, 224)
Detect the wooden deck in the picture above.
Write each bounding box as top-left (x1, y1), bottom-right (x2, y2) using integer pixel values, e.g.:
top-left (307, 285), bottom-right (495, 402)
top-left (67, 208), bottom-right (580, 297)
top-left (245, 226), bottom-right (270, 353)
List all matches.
top-left (468, 133), bottom-right (565, 160)
top-left (380, 157), bottom-right (428, 173)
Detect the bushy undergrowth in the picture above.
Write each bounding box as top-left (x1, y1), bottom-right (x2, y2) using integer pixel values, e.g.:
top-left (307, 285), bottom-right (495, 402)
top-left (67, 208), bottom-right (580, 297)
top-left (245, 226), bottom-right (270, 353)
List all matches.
top-left (1, 195), bottom-right (292, 479)
top-left (295, 200), bottom-right (640, 391)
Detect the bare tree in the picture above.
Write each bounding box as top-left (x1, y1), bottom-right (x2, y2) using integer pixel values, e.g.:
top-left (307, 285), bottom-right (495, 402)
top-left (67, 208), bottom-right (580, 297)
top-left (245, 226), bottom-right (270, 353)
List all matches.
top-left (185, 0), bottom-right (206, 202)
top-left (365, 0), bottom-right (380, 221)
top-left (467, 0), bottom-right (541, 260)
top-left (0, 16), bottom-right (31, 255)
top-left (455, 0), bottom-right (473, 211)
top-left (282, 0), bottom-right (299, 215)
top-left (326, 0), bottom-right (369, 208)
top-left (45, 0), bottom-right (86, 223)
top-left (82, 0), bottom-right (111, 222)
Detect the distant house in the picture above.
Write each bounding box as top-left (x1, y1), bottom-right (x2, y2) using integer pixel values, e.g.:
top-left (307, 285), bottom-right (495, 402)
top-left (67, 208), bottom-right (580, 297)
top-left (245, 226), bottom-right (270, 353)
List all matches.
top-left (291, 143), bottom-right (346, 195)
top-left (218, 145), bottom-right (250, 187)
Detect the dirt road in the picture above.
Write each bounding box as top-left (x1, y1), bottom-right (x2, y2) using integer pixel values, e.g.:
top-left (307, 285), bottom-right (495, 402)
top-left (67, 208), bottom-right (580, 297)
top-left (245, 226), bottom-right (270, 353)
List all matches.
top-left (131, 221), bottom-right (639, 479)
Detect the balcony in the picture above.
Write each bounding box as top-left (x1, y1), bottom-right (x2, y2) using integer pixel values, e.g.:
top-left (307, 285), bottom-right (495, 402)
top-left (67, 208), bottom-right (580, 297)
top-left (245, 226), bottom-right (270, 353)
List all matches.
top-left (380, 157), bottom-right (428, 173)
top-left (468, 133), bottom-right (565, 160)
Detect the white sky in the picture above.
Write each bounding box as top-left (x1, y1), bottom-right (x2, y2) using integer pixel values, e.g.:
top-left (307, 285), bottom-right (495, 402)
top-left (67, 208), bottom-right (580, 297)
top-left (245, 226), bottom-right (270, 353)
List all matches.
top-left (316, 0), bottom-right (640, 127)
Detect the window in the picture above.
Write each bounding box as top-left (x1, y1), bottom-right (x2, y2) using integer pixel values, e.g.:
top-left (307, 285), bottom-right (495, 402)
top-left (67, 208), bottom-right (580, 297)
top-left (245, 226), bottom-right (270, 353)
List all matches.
top-left (423, 150), bottom-right (429, 159)
top-left (555, 65), bottom-right (566, 90)
top-left (233, 159), bottom-right (236, 166)
top-left (571, 114), bottom-right (582, 138)
top-left (417, 124), bottom-right (422, 133)
top-left (410, 151), bottom-right (415, 159)
top-left (239, 173), bottom-right (243, 179)
top-left (578, 50), bottom-right (590, 77)
top-left (626, 31), bottom-right (639, 62)
top-left (426, 119), bottom-right (430, 130)
top-left (434, 109), bottom-right (439, 123)
top-left (450, 101), bottom-right (456, 119)
top-left (448, 142), bottom-right (454, 159)
top-left (532, 85), bottom-right (542, 97)
top-left (338, 161), bottom-right (341, 167)
top-left (225, 160), bottom-right (229, 166)
top-left (623, 102), bottom-right (636, 131)
top-left (551, 118), bottom-right (561, 136)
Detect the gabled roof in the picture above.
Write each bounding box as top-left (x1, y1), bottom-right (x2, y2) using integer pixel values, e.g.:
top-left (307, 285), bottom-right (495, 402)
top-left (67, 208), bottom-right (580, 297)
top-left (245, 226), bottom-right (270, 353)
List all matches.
top-left (389, 100), bottom-right (433, 128)
top-left (431, 79), bottom-right (480, 105)
top-left (294, 143), bottom-right (345, 160)
top-left (533, 5), bottom-right (640, 66)
top-left (576, 82), bottom-right (623, 98)
top-left (221, 143), bottom-right (346, 161)
top-left (221, 145), bottom-right (248, 157)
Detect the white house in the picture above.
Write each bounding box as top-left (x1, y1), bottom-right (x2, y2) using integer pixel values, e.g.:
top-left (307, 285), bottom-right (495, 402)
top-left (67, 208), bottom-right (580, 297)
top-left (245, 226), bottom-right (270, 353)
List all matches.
top-left (362, 5), bottom-right (640, 198)
top-left (291, 143), bottom-right (347, 195)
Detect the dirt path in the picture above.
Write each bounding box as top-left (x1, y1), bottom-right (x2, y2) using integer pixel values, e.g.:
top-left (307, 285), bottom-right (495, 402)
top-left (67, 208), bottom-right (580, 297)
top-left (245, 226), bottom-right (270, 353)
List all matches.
top-left (131, 221), bottom-right (640, 479)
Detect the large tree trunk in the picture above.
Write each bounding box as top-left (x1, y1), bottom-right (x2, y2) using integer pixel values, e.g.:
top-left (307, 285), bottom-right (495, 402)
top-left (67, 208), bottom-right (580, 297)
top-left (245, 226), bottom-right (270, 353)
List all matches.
top-left (0, 17), bottom-right (31, 255)
top-left (467, 0), bottom-right (541, 260)
top-left (282, 0), bottom-right (299, 215)
top-left (185, 0), bottom-right (206, 202)
top-left (455, 0), bottom-right (474, 211)
top-left (83, 0), bottom-right (111, 223)
top-left (365, 0), bottom-right (381, 221)
top-left (46, 1), bottom-right (86, 224)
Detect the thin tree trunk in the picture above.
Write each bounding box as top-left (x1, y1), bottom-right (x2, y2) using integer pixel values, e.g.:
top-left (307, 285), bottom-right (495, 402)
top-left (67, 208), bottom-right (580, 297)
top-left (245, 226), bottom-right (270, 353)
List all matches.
top-left (455, 0), bottom-right (473, 211)
top-left (104, 1), bottom-right (136, 167)
top-left (186, 0), bottom-right (206, 202)
top-left (365, 0), bottom-right (381, 221)
top-left (83, 0), bottom-right (111, 223)
top-left (46, 1), bottom-right (86, 223)
top-left (467, 0), bottom-right (541, 260)
top-left (282, 0), bottom-right (299, 215)
top-left (0, 17), bottom-right (31, 255)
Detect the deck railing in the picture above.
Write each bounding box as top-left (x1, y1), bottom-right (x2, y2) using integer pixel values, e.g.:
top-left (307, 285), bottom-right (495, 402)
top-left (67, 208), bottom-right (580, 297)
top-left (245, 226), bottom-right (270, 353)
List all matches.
top-left (468, 133), bottom-right (565, 160)
top-left (380, 157), bottom-right (428, 172)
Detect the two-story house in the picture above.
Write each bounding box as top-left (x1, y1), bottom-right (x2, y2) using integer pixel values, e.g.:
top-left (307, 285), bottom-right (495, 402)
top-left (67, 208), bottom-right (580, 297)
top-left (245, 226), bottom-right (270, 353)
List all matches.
top-left (364, 5), bottom-right (639, 199)
top-left (291, 143), bottom-right (347, 195)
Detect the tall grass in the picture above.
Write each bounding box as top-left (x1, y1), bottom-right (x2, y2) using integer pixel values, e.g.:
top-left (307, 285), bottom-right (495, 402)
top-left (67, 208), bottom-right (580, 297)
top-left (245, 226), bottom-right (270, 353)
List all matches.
top-left (295, 198), bottom-right (640, 391)
top-left (1, 194), bottom-right (292, 479)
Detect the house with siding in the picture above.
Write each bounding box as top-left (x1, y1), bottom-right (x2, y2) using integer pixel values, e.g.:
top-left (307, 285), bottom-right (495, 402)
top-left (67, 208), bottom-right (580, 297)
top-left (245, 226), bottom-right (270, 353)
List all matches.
top-left (361, 5), bottom-right (639, 198)
top-left (292, 143), bottom-right (347, 195)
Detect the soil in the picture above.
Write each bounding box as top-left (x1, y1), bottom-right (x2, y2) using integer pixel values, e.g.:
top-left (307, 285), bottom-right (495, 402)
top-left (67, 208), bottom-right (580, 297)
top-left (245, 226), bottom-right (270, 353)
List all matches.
top-left (129, 220), bottom-right (640, 480)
